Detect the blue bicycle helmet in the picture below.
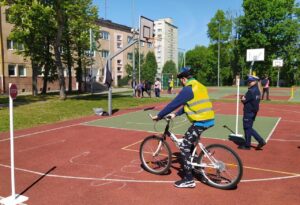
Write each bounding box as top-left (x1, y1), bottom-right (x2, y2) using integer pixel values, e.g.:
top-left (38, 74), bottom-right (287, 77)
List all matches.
top-left (177, 67), bottom-right (192, 78)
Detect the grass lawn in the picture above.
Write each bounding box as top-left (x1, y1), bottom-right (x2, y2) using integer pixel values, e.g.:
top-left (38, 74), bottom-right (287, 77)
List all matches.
top-left (0, 93), bottom-right (169, 132)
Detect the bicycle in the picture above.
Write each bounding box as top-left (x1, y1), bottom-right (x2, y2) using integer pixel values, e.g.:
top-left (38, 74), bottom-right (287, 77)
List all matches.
top-left (139, 115), bottom-right (243, 190)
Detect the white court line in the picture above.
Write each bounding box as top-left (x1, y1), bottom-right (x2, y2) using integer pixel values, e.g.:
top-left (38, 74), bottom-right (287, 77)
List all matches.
top-left (0, 124), bottom-right (80, 142)
top-left (281, 119), bottom-right (300, 123)
top-left (18, 139), bottom-right (66, 152)
top-left (266, 117), bottom-right (281, 142)
top-left (266, 107), bottom-right (300, 114)
top-left (0, 109), bottom-right (144, 143)
top-left (269, 139), bottom-right (300, 142)
top-left (0, 163), bottom-right (299, 184)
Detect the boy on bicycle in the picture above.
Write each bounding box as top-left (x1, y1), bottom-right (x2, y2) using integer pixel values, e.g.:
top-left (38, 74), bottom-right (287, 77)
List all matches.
top-left (151, 67), bottom-right (215, 188)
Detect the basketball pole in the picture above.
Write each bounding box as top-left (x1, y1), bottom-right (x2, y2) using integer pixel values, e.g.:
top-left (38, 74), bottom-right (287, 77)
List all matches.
top-left (107, 39), bottom-right (138, 115)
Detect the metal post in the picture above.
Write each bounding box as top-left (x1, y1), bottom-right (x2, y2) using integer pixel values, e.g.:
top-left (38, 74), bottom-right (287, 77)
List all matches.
top-left (9, 87), bottom-right (16, 199)
top-left (108, 59), bottom-right (112, 115)
top-left (132, 43), bottom-right (136, 97)
top-left (277, 67), bottom-right (280, 87)
top-left (138, 32), bottom-right (141, 84)
top-left (217, 22), bottom-right (220, 87)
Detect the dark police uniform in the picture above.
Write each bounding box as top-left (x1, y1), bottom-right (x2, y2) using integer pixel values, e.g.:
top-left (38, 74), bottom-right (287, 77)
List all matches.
top-left (242, 83), bottom-right (266, 148)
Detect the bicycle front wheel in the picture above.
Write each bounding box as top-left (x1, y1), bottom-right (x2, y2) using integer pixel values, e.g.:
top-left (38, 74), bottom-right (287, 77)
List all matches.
top-left (198, 144), bottom-right (243, 190)
top-left (139, 135), bottom-right (172, 175)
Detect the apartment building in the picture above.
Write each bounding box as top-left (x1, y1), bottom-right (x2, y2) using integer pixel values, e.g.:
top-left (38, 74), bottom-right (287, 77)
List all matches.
top-left (0, 6), bottom-right (77, 94)
top-left (0, 5), bottom-right (153, 94)
top-left (95, 18), bottom-right (154, 86)
top-left (154, 18), bottom-right (178, 76)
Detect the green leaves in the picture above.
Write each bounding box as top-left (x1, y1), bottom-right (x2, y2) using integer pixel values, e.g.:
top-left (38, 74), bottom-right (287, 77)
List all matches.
top-left (162, 60), bottom-right (177, 77)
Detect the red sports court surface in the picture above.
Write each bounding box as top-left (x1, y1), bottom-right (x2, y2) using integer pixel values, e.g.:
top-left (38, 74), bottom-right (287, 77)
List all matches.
top-left (0, 102), bottom-right (300, 205)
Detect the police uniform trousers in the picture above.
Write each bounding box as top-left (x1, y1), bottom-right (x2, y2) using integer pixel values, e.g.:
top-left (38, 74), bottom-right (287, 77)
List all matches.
top-left (243, 112), bottom-right (265, 147)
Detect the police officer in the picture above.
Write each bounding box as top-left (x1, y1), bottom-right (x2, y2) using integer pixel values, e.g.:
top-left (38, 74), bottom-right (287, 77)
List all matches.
top-left (239, 75), bottom-right (266, 150)
top-left (151, 67), bottom-right (215, 188)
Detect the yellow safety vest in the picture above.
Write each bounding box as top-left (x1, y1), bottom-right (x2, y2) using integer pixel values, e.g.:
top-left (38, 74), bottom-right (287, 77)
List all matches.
top-left (184, 79), bottom-right (215, 122)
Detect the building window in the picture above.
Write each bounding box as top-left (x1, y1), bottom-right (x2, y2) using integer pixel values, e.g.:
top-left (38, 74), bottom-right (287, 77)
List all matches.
top-left (127, 53), bottom-right (133, 60)
top-left (117, 59), bottom-right (122, 65)
top-left (8, 64), bottom-right (16, 76)
top-left (7, 40), bottom-right (14, 50)
top-left (127, 36), bottom-right (132, 43)
top-left (100, 31), bottom-right (110, 40)
top-left (141, 42), bottom-right (144, 47)
top-left (157, 29), bottom-right (162, 32)
top-left (18, 65), bottom-right (26, 77)
top-left (148, 43), bottom-right (152, 48)
top-left (101, 50), bottom-right (109, 58)
top-left (117, 67), bottom-right (122, 73)
top-left (117, 35), bottom-right (122, 41)
top-left (7, 39), bottom-right (24, 50)
top-left (117, 42), bottom-right (122, 49)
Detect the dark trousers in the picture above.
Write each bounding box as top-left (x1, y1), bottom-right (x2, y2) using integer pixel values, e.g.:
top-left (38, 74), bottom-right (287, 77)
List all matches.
top-left (243, 112), bottom-right (265, 147)
top-left (262, 87), bottom-right (270, 100)
top-left (179, 125), bottom-right (205, 180)
top-left (154, 88), bottom-right (160, 97)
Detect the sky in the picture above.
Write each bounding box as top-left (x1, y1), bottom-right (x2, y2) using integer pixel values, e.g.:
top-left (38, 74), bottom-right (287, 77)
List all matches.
top-left (92, 0), bottom-right (244, 51)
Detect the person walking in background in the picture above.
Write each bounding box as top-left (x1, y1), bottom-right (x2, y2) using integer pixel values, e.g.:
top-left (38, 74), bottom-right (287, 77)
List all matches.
top-left (239, 75), bottom-right (266, 150)
top-left (261, 75), bottom-right (270, 100)
top-left (144, 80), bottom-right (152, 97)
top-left (168, 76), bottom-right (174, 94)
top-left (137, 82), bottom-right (144, 98)
top-left (154, 78), bottom-right (161, 97)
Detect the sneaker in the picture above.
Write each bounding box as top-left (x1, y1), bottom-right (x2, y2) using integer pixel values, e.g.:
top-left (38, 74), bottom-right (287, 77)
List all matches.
top-left (238, 145), bottom-right (251, 150)
top-left (174, 179), bottom-right (196, 188)
top-left (256, 142), bottom-right (266, 150)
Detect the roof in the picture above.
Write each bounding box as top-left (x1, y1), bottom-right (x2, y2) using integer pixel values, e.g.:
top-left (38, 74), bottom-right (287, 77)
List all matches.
top-left (96, 18), bottom-right (132, 33)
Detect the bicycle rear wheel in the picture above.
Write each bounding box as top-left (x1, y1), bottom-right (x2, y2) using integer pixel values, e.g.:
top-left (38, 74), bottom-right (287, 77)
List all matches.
top-left (139, 135), bottom-right (172, 175)
top-left (198, 144), bottom-right (243, 190)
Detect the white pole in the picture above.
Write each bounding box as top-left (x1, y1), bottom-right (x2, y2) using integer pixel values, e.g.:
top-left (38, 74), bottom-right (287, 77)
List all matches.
top-left (9, 84), bottom-right (16, 199)
top-left (217, 22), bottom-right (220, 87)
top-left (138, 31), bottom-right (141, 84)
top-left (0, 84), bottom-right (28, 205)
top-left (277, 67), bottom-right (280, 87)
top-left (235, 79), bottom-right (240, 134)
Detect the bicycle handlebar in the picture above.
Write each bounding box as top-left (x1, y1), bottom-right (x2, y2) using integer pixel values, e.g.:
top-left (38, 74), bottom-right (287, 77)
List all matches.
top-left (148, 113), bottom-right (171, 121)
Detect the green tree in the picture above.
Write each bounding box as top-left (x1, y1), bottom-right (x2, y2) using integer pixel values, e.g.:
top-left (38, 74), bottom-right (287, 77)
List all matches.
top-left (162, 60), bottom-right (177, 78)
top-left (207, 10), bottom-right (233, 85)
top-left (238, 0), bottom-right (300, 85)
top-left (4, 0), bottom-right (56, 95)
top-left (63, 0), bottom-right (99, 93)
top-left (141, 51), bottom-right (157, 83)
top-left (186, 46), bottom-right (215, 85)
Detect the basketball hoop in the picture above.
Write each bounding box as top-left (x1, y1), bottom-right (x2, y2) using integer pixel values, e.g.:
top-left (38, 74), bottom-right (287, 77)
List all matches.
top-left (140, 16), bottom-right (154, 42)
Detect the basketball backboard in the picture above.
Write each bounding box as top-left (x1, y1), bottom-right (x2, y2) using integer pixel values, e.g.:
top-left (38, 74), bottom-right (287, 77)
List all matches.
top-left (273, 59), bottom-right (283, 67)
top-left (246, 48), bottom-right (265, 62)
top-left (140, 16), bottom-right (154, 42)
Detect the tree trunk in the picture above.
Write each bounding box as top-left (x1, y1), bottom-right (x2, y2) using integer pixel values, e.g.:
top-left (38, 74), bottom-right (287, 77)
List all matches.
top-left (76, 47), bottom-right (83, 93)
top-left (31, 61), bottom-right (38, 96)
top-left (42, 37), bottom-right (51, 94)
top-left (66, 35), bottom-right (72, 93)
top-left (42, 64), bottom-right (49, 94)
top-left (54, 0), bottom-right (66, 100)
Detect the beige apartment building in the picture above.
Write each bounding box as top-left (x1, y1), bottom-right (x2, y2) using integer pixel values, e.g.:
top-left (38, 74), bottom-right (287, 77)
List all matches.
top-left (0, 6), bottom-right (77, 94)
top-left (0, 5), bottom-right (153, 94)
top-left (95, 18), bottom-right (154, 86)
top-left (154, 18), bottom-right (178, 76)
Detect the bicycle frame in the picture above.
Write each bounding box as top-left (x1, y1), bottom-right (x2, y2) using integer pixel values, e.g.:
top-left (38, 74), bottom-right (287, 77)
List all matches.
top-left (158, 117), bottom-right (221, 170)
